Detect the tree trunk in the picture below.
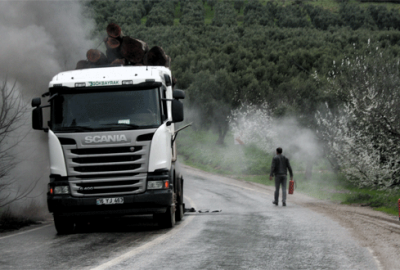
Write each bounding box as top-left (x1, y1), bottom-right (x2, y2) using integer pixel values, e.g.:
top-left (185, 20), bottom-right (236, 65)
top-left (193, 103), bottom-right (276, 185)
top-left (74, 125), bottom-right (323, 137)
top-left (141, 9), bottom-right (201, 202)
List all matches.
top-left (105, 37), bottom-right (120, 49)
top-left (172, 76), bottom-right (177, 88)
top-left (216, 124), bottom-right (228, 145)
top-left (120, 37), bottom-right (149, 64)
top-left (86, 49), bottom-right (108, 65)
top-left (106, 23), bottom-right (123, 38)
top-left (110, 58), bottom-right (126, 66)
top-left (75, 60), bottom-right (91, 69)
top-left (106, 47), bottom-right (123, 63)
top-left (305, 160), bottom-right (313, 181)
top-left (144, 46), bottom-right (169, 67)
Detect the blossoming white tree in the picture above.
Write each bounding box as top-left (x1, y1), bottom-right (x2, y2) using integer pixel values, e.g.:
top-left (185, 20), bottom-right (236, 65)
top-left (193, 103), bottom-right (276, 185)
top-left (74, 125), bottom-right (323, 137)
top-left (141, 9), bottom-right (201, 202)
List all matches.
top-left (229, 102), bottom-right (276, 152)
top-left (316, 42), bottom-right (400, 189)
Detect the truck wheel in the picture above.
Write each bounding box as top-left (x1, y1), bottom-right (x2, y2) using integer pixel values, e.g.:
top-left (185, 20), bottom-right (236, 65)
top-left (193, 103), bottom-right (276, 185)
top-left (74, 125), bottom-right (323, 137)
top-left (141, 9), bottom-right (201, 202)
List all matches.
top-left (54, 215), bottom-right (75, 235)
top-left (157, 206), bottom-right (175, 228)
top-left (175, 202), bottom-right (184, 222)
top-left (175, 178), bottom-right (184, 222)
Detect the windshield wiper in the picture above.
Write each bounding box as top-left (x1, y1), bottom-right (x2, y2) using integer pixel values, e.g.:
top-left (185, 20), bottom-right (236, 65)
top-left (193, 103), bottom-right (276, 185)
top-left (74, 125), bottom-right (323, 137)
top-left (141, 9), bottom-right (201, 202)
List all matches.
top-left (59, 126), bottom-right (95, 132)
top-left (102, 123), bottom-right (140, 130)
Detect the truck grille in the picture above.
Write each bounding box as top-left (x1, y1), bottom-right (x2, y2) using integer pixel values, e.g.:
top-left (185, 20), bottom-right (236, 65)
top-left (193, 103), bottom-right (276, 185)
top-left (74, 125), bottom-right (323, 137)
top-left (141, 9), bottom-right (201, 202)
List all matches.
top-left (61, 135), bottom-right (152, 197)
top-left (74, 164), bottom-right (141, 173)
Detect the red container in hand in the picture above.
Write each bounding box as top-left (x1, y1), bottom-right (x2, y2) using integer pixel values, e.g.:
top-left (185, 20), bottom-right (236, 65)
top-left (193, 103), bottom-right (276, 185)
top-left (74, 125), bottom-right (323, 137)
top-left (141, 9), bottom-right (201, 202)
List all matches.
top-left (398, 198), bottom-right (400, 221)
top-left (288, 180), bottom-right (294, 195)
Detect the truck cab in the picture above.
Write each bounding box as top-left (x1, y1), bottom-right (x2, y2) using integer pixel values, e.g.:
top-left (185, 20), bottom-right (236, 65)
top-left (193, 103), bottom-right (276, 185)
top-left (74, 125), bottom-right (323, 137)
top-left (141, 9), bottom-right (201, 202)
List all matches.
top-left (32, 66), bottom-right (186, 234)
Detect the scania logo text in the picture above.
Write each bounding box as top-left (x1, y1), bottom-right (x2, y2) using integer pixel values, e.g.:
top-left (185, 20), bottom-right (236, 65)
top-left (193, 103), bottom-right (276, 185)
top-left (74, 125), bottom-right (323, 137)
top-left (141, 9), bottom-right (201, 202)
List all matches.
top-left (84, 135), bottom-right (128, 144)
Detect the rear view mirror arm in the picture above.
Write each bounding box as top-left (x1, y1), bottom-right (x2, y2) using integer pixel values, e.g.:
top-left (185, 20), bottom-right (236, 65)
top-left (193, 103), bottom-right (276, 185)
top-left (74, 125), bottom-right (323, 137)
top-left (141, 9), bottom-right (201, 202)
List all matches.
top-left (172, 123), bottom-right (192, 143)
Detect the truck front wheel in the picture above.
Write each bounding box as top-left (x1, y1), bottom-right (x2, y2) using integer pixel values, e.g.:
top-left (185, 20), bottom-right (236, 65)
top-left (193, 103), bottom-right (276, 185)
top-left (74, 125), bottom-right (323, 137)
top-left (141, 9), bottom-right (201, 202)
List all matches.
top-left (175, 181), bottom-right (184, 222)
top-left (155, 206), bottom-right (175, 228)
top-left (175, 203), bottom-right (184, 222)
top-left (54, 215), bottom-right (75, 235)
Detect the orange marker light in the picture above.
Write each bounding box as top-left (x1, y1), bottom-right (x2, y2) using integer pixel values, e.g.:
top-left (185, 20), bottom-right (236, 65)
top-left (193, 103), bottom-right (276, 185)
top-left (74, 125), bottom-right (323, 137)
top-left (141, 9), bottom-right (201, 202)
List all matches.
top-left (50, 188), bottom-right (54, 195)
top-left (164, 181), bottom-right (169, 189)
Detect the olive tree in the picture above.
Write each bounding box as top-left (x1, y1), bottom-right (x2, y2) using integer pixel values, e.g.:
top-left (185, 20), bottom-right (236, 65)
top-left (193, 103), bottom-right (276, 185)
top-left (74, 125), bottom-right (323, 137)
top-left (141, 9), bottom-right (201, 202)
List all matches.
top-left (187, 69), bottom-right (237, 145)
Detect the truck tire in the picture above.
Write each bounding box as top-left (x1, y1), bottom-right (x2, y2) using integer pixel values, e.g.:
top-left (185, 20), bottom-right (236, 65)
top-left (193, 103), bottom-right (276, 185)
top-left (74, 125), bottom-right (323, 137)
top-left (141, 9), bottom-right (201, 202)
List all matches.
top-left (54, 215), bottom-right (75, 235)
top-left (156, 206), bottom-right (175, 228)
top-left (175, 202), bottom-right (184, 222)
top-left (175, 179), bottom-right (184, 222)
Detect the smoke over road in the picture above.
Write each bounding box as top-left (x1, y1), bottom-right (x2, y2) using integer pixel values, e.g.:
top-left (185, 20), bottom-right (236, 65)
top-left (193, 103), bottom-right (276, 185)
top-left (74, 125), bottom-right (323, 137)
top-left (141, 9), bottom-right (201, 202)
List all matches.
top-left (0, 1), bottom-right (95, 215)
top-left (230, 103), bottom-right (323, 173)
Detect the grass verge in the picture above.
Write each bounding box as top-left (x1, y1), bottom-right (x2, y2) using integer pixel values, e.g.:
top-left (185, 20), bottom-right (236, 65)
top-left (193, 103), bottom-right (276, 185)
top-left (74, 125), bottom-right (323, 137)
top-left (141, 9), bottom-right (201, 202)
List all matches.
top-left (0, 201), bottom-right (47, 233)
top-left (0, 210), bottom-right (39, 233)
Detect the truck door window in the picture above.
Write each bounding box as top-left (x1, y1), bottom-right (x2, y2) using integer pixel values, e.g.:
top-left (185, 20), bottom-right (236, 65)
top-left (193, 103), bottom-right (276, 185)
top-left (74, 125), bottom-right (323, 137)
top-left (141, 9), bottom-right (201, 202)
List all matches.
top-left (161, 87), bottom-right (167, 121)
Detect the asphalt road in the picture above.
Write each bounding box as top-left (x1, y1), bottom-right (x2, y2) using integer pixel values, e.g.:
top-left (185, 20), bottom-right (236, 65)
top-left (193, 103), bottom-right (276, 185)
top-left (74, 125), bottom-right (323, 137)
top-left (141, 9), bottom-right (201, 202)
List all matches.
top-left (0, 166), bottom-right (379, 270)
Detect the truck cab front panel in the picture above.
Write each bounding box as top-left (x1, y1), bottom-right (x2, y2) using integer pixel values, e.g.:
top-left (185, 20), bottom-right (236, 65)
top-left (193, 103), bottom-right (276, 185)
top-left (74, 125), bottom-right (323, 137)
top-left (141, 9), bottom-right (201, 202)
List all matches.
top-left (56, 129), bottom-right (156, 197)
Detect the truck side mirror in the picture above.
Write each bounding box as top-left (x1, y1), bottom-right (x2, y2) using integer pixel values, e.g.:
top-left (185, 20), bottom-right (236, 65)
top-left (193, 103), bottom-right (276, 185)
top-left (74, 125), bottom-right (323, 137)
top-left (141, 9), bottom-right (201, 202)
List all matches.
top-left (32, 107), bottom-right (43, 130)
top-left (173, 90), bottom-right (185, 100)
top-left (171, 99), bottom-right (184, 123)
top-left (31, 97), bottom-right (41, 107)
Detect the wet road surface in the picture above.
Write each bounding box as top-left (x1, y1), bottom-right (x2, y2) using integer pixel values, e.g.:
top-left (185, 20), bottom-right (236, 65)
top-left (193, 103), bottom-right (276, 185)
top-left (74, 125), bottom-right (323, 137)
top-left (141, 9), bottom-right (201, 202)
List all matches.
top-left (0, 166), bottom-right (379, 269)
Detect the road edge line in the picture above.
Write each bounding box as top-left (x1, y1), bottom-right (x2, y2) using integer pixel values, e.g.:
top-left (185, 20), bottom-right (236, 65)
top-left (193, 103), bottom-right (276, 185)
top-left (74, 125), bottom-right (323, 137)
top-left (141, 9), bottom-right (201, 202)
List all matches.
top-left (89, 195), bottom-right (196, 270)
top-left (0, 223), bottom-right (52, 241)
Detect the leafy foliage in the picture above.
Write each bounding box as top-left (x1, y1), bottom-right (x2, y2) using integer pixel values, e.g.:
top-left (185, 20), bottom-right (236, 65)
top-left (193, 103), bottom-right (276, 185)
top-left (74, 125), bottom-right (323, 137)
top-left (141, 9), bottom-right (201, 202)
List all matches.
top-left (180, 1), bottom-right (204, 27)
top-left (145, 1), bottom-right (175, 27)
top-left (212, 2), bottom-right (237, 27)
top-left (84, 0), bottom-right (400, 188)
top-left (316, 42), bottom-right (400, 188)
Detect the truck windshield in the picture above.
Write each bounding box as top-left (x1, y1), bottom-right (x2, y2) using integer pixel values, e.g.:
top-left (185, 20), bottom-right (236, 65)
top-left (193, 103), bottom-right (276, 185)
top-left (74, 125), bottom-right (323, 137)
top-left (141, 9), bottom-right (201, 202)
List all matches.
top-left (51, 88), bottom-right (162, 132)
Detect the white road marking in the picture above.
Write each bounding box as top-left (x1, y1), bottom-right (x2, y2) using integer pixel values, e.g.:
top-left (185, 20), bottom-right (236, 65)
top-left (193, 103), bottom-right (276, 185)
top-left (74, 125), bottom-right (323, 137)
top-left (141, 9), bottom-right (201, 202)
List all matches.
top-left (0, 223), bottom-right (52, 241)
top-left (89, 195), bottom-right (196, 270)
top-left (367, 247), bottom-right (383, 270)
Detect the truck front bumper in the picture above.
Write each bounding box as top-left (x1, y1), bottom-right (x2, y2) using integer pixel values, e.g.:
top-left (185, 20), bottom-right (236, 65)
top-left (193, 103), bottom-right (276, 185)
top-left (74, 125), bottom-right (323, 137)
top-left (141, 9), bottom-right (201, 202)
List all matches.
top-left (47, 189), bottom-right (173, 217)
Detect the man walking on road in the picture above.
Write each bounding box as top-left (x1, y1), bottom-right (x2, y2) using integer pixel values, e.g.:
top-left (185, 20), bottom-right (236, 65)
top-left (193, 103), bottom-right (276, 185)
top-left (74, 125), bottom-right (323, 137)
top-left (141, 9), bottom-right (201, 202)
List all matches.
top-left (269, 147), bottom-right (293, 206)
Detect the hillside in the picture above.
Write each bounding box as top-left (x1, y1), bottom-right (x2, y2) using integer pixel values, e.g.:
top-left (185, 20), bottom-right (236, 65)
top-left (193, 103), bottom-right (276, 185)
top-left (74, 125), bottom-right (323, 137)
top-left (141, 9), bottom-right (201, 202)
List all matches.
top-left (83, 0), bottom-right (400, 193)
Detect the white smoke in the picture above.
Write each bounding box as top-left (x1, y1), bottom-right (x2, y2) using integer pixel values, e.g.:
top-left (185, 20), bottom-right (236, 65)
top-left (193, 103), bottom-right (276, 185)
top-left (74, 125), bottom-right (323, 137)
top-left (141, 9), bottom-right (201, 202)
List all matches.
top-left (0, 1), bottom-right (95, 95)
top-left (0, 1), bottom-right (95, 215)
top-left (230, 103), bottom-right (323, 170)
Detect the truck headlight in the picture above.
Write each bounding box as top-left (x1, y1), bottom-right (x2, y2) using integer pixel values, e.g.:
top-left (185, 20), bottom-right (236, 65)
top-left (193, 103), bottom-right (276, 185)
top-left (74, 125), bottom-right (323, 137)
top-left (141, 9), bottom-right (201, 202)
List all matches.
top-left (147, 180), bottom-right (169, 190)
top-left (54, 186), bottom-right (70, 194)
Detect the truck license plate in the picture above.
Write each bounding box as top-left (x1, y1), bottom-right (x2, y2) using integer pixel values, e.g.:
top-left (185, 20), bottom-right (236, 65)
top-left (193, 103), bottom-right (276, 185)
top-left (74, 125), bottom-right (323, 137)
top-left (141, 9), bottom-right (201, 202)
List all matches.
top-left (96, 197), bottom-right (124, 205)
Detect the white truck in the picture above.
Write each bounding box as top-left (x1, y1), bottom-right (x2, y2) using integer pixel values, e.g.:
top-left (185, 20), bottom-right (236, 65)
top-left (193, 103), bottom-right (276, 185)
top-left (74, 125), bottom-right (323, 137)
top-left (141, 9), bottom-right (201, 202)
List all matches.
top-left (32, 66), bottom-right (187, 234)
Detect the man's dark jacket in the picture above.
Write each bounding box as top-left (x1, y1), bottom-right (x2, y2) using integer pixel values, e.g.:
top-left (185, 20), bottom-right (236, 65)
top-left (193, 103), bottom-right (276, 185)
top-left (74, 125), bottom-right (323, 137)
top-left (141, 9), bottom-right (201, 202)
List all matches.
top-left (270, 154), bottom-right (293, 177)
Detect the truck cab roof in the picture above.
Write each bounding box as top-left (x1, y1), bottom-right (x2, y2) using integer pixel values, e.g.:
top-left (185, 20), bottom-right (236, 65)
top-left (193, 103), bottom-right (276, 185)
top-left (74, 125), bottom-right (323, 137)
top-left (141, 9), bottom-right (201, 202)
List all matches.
top-left (49, 66), bottom-right (171, 89)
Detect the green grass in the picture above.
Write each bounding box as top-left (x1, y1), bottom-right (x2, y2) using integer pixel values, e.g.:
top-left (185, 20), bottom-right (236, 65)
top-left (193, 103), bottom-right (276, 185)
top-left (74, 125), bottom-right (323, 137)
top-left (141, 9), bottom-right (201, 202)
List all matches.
top-left (177, 128), bottom-right (400, 217)
top-left (177, 128), bottom-right (272, 175)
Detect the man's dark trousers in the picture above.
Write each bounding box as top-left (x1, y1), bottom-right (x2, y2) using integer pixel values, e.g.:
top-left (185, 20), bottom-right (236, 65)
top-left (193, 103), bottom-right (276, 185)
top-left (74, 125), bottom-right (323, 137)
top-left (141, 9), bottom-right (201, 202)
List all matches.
top-left (274, 175), bottom-right (287, 203)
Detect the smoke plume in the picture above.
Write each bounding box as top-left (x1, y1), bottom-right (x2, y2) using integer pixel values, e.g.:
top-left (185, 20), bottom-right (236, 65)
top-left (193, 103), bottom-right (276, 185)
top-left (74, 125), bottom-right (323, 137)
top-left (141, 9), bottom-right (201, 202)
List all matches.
top-left (0, 1), bottom-right (95, 94)
top-left (0, 1), bottom-right (95, 215)
top-left (230, 103), bottom-right (323, 172)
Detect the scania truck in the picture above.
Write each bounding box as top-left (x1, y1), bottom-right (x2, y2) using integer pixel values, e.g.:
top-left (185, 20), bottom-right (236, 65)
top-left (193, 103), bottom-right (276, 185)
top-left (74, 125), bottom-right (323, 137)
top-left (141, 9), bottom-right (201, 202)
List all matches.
top-left (31, 66), bottom-right (186, 234)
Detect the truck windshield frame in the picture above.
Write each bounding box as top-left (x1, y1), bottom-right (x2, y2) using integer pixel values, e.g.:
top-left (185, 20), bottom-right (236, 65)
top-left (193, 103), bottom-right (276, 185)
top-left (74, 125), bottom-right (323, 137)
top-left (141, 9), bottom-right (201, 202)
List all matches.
top-left (50, 87), bottom-right (162, 132)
